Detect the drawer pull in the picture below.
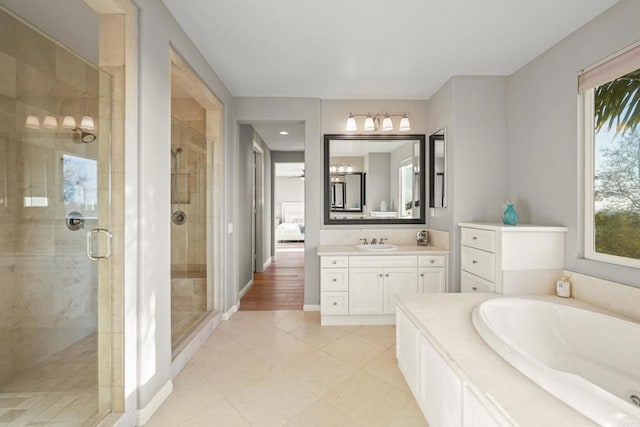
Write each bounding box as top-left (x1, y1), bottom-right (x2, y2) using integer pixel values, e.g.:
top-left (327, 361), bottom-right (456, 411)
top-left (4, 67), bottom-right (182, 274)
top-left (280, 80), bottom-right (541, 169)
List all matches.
top-left (379, 274), bottom-right (384, 277)
top-left (472, 236), bottom-right (478, 240)
top-left (385, 273), bottom-right (389, 277)
top-left (472, 260), bottom-right (478, 264)
top-left (332, 278), bottom-right (337, 282)
top-left (472, 286), bottom-right (478, 291)
top-left (332, 302), bottom-right (338, 306)
top-left (430, 260), bottom-right (435, 264)
top-left (332, 261), bottom-right (337, 264)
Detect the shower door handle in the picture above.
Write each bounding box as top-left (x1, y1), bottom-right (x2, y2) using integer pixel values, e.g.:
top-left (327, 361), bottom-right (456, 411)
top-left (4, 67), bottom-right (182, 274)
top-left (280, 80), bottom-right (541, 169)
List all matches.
top-left (87, 228), bottom-right (112, 260)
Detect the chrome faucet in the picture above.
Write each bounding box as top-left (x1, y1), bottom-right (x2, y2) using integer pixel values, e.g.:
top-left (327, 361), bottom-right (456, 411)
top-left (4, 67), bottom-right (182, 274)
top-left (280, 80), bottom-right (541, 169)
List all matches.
top-left (379, 238), bottom-right (387, 245)
top-left (370, 238), bottom-right (378, 245)
top-left (359, 238), bottom-right (369, 245)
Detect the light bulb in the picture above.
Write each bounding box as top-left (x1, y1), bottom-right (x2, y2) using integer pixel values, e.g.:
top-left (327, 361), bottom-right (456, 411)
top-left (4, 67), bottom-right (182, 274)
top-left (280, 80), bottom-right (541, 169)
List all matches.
top-left (382, 115), bottom-right (393, 131)
top-left (80, 115), bottom-right (95, 130)
top-left (62, 116), bottom-right (77, 129)
top-left (363, 114), bottom-right (375, 131)
top-left (399, 114), bottom-right (411, 132)
top-left (346, 114), bottom-right (357, 131)
top-left (43, 116), bottom-right (58, 129)
top-left (24, 115), bottom-right (40, 129)
top-left (347, 164), bottom-right (353, 173)
top-left (338, 165), bottom-right (345, 173)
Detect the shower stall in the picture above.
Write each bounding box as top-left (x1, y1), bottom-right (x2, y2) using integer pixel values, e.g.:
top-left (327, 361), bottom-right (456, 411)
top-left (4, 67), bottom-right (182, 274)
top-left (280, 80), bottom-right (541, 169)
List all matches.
top-left (170, 117), bottom-right (209, 348)
top-left (0, 6), bottom-right (112, 425)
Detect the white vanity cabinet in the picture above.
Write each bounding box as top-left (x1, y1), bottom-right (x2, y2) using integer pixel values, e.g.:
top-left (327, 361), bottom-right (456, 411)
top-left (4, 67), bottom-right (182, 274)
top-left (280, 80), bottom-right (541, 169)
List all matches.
top-left (418, 255), bottom-right (447, 293)
top-left (319, 248), bottom-right (448, 325)
top-left (459, 223), bottom-right (567, 294)
top-left (349, 256), bottom-right (418, 315)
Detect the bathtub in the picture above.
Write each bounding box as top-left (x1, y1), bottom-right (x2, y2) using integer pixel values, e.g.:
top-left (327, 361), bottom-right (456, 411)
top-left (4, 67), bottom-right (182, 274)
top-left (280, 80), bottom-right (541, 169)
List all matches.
top-left (472, 298), bottom-right (640, 426)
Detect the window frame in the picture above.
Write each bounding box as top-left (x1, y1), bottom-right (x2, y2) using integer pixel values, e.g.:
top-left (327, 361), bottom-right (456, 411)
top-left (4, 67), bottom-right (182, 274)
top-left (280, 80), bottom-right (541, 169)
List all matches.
top-left (583, 88), bottom-right (640, 269)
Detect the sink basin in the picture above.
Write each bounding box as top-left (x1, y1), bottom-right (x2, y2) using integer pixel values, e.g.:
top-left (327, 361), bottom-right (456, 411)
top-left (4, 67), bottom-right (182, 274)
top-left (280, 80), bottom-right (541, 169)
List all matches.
top-left (355, 244), bottom-right (398, 251)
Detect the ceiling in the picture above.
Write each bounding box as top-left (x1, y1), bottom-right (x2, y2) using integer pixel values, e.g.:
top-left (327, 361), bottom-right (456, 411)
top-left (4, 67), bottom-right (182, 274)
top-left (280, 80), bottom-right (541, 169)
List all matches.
top-left (161, 0), bottom-right (618, 100)
top-left (248, 120), bottom-right (305, 151)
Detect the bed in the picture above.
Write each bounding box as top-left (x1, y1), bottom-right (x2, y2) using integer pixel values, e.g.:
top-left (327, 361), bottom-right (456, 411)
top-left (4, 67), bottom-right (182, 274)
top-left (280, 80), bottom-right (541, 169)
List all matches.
top-left (276, 202), bottom-right (305, 242)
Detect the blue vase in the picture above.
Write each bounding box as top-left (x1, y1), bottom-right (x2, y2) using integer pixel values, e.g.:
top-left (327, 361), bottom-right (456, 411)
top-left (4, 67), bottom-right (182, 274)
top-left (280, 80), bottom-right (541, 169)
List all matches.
top-left (503, 202), bottom-right (519, 225)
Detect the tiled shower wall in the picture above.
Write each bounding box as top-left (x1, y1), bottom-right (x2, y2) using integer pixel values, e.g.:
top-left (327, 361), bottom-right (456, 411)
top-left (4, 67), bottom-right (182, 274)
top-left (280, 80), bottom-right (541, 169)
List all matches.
top-left (0, 9), bottom-right (100, 383)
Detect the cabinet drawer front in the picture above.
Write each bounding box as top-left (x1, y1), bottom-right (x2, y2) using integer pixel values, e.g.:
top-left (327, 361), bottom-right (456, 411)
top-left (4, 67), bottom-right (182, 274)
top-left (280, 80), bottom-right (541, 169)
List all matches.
top-left (418, 255), bottom-right (445, 267)
top-left (321, 268), bottom-right (348, 291)
top-left (321, 292), bottom-right (349, 315)
top-left (461, 247), bottom-right (495, 282)
top-left (461, 271), bottom-right (495, 293)
top-left (349, 255), bottom-right (417, 268)
top-left (461, 227), bottom-right (496, 252)
top-left (321, 256), bottom-right (348, 268)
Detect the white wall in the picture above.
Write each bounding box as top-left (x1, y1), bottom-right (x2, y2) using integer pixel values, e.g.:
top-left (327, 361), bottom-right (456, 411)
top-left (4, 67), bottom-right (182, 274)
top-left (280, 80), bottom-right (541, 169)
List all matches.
top-left (508, 0), bottom-right (640, 288)
top-left (134, 0), bottom-right (234, 412)
top-left (274, 177), bottom-right (304, 222)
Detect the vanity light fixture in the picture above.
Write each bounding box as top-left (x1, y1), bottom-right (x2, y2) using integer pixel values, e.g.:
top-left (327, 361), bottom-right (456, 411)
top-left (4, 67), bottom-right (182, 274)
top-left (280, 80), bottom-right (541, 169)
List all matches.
top-left (345, 112), bottom-right (411, 132)
top-left (25, 114), bottom-right (96, 142)
top-left (279, 131), bottom-right (289, 135)
top-left (347, 164), bottom-right (353, 173)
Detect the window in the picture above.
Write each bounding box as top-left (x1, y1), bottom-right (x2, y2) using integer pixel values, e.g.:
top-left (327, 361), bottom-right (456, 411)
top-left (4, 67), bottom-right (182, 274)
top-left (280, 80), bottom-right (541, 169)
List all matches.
top-left (582, 42), bottom-right (640, 268)
top-left (399, 160), bottom-right (413, 217)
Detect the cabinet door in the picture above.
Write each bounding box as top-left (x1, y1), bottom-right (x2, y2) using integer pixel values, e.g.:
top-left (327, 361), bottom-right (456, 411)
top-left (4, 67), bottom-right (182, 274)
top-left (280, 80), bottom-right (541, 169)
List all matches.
top-left (396, 307), bottom-right (419, 395)
top-left (417, 335), bottom-right (462, 426)
top-left (349, 268), bottom-right (384, 314)
top-left (463, 386), bottom-right (502, 427)
top-left (418, 267), bottom-right (446, 293)
top-left (383, 267), bottom-right (418, 314)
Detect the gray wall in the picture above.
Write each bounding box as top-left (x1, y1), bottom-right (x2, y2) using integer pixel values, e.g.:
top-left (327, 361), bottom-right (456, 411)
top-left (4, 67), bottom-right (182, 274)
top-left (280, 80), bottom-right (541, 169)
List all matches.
top-left (134, 0), bottom-right (234, 411)
top-left (426, 76), bottom-right (509, 290)
top-left (366, 153), bottom-right (391, 212)
top-left (508, 0), bottom-right (640, 288)
top-left (238, 124), bottom-right (272, 292)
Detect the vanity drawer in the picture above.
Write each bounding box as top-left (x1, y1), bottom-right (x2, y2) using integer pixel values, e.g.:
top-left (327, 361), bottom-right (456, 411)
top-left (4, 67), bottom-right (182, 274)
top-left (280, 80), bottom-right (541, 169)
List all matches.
top-left (349, 255), bottom-right (417, 268)
top-left (461, 227), bottom-right (496, 253)
top-left (321, 292), bottom-right (349, 315)
top-left (321, 256), bottom-right (349, 268)
top-left (461, 271), bottom-right (495, 293)
top-left (418, 255), bottom-right (445, 267)
top-left (321, 268), bottom-right (348, 291)
top-left (461, 246), bottom-right (495, 282)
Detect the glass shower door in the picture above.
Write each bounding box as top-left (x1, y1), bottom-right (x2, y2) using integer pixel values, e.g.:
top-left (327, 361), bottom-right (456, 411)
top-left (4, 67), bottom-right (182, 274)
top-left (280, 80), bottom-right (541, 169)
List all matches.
top-left (0, 7), bottom-right (112, 425)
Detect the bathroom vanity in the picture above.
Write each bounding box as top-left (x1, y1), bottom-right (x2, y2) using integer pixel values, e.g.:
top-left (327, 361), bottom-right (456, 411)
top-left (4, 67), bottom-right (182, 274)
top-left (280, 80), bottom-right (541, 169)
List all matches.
top-left (317, 245), bottom-right (449, 325)
top-left (459, 223), bottom-right (567, 294)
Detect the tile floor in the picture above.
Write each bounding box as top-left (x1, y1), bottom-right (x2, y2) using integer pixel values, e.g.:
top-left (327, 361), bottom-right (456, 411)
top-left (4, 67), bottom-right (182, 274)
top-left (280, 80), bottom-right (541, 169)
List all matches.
top-left (0, 334), bottom-right (100, 426)
top-left (148, 311), bottom-right (428, 426)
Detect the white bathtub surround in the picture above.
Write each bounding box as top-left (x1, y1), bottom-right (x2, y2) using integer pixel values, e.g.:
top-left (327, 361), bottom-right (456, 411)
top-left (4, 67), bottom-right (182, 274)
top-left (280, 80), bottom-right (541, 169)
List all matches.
top-left (396, 294), bottom-right (595, 426)
top-left (319, 228), bottom-right (449, 249)
top-left (473, 298), bottom-right (640, 425)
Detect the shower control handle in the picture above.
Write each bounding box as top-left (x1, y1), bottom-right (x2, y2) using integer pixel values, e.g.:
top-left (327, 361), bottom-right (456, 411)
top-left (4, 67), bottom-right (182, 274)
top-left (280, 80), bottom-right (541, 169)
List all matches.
top-left (87, 228), bottom-right (112, 260)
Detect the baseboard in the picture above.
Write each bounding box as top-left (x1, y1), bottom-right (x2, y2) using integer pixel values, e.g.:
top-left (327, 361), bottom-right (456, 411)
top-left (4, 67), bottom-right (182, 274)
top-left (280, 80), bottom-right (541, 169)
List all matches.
top-left (238, 279), bottom-right (253, 299)
top-left (223, 302), bottom-right (240, 320)
top-left (263, 257), bottom-right (272, 270)
top-left (303, 304), bottom-right (321, 311)
top-left (136, 380), bottom-right (173, 426)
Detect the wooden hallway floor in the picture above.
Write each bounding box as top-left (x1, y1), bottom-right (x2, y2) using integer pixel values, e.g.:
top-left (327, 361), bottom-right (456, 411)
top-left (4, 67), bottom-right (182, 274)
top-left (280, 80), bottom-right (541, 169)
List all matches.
top-left (240, 244), bottom-right (304, 311)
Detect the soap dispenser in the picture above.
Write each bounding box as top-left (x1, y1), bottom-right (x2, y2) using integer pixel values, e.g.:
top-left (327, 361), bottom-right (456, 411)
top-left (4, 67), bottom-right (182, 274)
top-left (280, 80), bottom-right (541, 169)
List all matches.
top-left (556, 274), bottom-right (571, 298)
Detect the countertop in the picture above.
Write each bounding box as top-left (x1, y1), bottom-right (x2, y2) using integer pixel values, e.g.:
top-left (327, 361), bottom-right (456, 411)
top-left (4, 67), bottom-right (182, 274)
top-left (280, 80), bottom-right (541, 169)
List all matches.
top-left (317, 244), bottom-right (449, 256)
top-left (458, 222), bottom-right (568, 232)
top-left (397, 293), bottom-right (596, 426)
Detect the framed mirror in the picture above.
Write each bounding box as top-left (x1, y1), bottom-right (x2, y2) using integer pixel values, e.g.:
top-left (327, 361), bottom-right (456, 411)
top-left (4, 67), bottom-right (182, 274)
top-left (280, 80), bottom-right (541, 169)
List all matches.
top-left (429, 129), bottom-right (446, 208)
top-left (324, 134), bottom-right (426, 225)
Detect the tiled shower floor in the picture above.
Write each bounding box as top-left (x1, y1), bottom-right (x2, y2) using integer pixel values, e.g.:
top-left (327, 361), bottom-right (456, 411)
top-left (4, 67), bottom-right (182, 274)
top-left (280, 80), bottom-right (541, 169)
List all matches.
top-left (0, 334), bottom-right (99, 426)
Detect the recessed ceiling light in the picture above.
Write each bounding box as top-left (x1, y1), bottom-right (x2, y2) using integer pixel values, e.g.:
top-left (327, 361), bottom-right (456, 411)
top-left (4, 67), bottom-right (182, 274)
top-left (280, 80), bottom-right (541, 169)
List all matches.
top-left (279, 131), bottom-right (289, 135)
